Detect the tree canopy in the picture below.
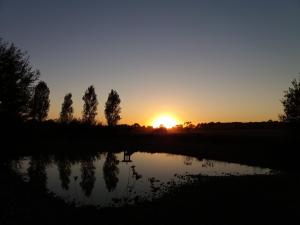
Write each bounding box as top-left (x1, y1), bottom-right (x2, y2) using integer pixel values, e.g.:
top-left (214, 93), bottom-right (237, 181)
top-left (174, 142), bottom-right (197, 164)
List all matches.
top-left (0, 39), bottom-right (39, 122)
top-left (30, 81), bottom-right (50, 121)
top-left (82, 85), bottom-right (98, 124)
top-left (105, 89), bottom-right (121, 126)
top-left (60, 93), bottom-right (73, 123)
top-left (280, 76), bottom-right (300, 123)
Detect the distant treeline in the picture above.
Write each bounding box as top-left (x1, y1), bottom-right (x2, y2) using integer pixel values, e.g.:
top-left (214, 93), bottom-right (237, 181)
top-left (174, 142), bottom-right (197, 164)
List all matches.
top-left (129, 120), bottom-right (289, 131)
top-left (8, 119), bottom-right (292, 135)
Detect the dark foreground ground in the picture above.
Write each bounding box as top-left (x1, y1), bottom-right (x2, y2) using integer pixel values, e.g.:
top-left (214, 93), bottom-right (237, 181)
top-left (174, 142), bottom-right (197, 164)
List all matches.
top-left (1, 168), bottom-right (299, 225)
top-left (1, 122), bottom-right (300, 225)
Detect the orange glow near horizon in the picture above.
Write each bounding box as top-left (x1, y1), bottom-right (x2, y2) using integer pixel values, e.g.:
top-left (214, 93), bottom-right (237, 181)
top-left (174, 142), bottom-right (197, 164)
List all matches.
top-left (152, 115), bottom-right (180, 128)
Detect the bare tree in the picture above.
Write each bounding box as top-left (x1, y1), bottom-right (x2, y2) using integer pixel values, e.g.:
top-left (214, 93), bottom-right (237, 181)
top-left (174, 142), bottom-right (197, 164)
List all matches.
top-left (105, 89), bottom-right (121, 126)
top-left (30, 81), bottom-right (50, 121)
top-left (60, 93), bottom-right (73, 123)
top-left (82, 85), bottom-right (98, 124)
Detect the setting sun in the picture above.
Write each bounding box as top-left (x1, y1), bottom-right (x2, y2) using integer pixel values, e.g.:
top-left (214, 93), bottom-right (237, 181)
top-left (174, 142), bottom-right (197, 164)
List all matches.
top-left (152, 115), bottom-right (179, 128)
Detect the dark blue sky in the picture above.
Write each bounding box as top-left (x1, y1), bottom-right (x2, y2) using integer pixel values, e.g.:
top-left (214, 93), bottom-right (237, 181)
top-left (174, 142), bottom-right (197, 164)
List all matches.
top-left (1, 0), bottom-right (300, 124)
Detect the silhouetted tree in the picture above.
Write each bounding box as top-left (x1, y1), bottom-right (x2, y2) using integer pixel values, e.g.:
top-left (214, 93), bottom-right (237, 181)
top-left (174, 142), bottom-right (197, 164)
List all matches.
top-left (280, 76), bottom-right (300, 123)
top-left (0, 39), bottom-right (39, 122)
top-left (105, 89), bottom-right (121, 126)
top-left (80, 157), bottom-right (96, 197)
top-left (183, 121), bottom-right (195, 129)
top-left (82, 85), bottom-right (98, 124)
top-left (60, 93), bottom-right (73, 123)
top-left (103, 153), bottom-right (119, 192)
top-left (30, 81), bottom-right (50, 121)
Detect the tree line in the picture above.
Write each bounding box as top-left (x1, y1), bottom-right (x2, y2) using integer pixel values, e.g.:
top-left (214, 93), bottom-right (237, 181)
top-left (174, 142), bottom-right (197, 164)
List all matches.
top-left (1, 38), bottom-right (300, 125)
top-left (59, 86), bottom-right (121, 125)
top-left (0, 39), bottom-right (121, 126)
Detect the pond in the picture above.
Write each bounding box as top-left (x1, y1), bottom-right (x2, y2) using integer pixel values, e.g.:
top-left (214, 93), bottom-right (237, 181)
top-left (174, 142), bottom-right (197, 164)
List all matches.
top-left (12, 151), bottom-right (274, 208)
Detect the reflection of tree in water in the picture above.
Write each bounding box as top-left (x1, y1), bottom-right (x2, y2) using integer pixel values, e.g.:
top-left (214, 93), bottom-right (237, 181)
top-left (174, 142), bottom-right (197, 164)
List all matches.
top-left (56, 158), bottom-right (72, 190)
top-left (183, 156), bottom-right (193, 166)
top-left (103, 153), bottom-right (119, 192)
top-left (80, 157), bottom-right (96, 197)
top-left (27, 156), bottom-right (50, 191)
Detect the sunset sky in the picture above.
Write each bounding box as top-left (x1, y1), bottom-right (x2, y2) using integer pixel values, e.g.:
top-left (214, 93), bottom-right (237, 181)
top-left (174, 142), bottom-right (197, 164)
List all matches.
top-left (1, 0), bottom-right (299, 125)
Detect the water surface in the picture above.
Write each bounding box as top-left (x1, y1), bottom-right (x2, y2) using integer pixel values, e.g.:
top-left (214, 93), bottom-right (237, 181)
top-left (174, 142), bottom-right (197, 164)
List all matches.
top-left (13, 151), bottom-right (274, 207)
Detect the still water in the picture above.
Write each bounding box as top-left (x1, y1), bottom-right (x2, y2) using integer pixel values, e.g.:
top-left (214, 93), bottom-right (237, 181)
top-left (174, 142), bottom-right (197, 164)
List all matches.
top-left (13, 151), bottom-right (274, 207)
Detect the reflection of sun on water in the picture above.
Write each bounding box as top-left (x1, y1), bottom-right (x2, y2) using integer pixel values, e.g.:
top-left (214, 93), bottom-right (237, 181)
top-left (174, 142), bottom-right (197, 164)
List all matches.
top-left (152, 115), bottom-right (178, 128)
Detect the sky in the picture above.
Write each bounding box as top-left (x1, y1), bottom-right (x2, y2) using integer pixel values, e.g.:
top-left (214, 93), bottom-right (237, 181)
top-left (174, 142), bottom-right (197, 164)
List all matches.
top-left (1, 0), bottom-right (299, 125)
